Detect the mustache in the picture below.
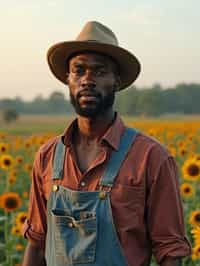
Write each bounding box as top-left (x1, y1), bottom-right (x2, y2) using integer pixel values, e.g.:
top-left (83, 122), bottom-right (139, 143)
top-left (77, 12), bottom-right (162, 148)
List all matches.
top-left (77, 89), bottom-right (101, 99)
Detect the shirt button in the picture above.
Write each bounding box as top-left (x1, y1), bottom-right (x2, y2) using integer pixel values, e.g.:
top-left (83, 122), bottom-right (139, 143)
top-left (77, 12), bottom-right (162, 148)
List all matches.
top-left (80, 181), bottom-right (86, 187)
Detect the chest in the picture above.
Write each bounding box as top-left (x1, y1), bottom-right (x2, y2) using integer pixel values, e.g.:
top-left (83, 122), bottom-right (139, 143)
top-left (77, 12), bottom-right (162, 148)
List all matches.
top-left (74, 142), bottom-right (103, 173)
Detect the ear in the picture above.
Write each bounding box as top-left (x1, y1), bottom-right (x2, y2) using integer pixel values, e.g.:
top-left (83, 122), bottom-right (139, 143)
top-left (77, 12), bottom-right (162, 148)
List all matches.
top-left (65, 73), bottom-right (69, 85)
top-left (114, 75), bottom-right (121, 91)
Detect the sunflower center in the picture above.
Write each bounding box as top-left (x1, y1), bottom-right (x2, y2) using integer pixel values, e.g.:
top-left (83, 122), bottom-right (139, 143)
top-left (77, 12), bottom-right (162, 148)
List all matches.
top-left (188, 164), bottom-right (200, 176)
top-left (180, 149), bottom-right (186, 155)
top-left (1, 147), bottom-right (6, 152)
top-left (195, 214), bottom-right (200, 222)
top-left (4, 159), bottom-right (11, 166)
top-left (5, 197), bottom-right (18, 209)
top-left (184, 187), bottom-right (191, 193)
top-left (20, 216), bottom-right (27, 223)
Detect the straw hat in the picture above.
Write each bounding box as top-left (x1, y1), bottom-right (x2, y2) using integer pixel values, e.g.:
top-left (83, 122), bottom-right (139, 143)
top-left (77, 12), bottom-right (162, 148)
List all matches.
top-left (47, 21), bottom-right (141, 91)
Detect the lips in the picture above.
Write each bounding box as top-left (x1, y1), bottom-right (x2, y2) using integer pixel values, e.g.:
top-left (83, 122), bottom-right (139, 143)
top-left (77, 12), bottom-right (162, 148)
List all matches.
top-left (78, 90), bottom-right (101, 104)
top-left (80, 95), bottom-right (98, 101)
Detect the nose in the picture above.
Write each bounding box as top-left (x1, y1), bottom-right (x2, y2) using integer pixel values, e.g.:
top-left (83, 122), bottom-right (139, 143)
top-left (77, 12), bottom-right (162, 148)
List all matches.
top-left (81, 70), bottom-right (96, 89)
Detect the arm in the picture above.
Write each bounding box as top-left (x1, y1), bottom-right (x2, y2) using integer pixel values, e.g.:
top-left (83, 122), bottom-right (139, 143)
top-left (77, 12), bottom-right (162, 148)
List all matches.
top-left (22, 149), bottom-right (47, 265)
top-left (22, 241), bottom-right (46, 266)
top-left (146, 148), bottom-right (191, 264)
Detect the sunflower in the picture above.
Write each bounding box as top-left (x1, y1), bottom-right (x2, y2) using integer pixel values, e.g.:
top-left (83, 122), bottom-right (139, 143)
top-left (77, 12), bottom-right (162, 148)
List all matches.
top-left (24, 140), bottom-right (32, 149)
top-left (179, 147), bottom-right (187, 157)
top-left (8, 170), bottom-right (17, 185)
top-left (8, 175), bottom-right (16, 185)
top-left (15, 155), bottom-right (23, 165)
top-left (11, 225), bottom-right (22, 236)
top-left (180, 183), bottom-right (194, 198)
top-left (0, 143), bottom-right (9, 153)
top-left (0, 132), bottom-right (6, 140)
top-left (192, 154), bottom-right (200, 161)
top-left (177, 140), bottom-right (185, 148)
top-left (0, 192), bottom-right (22, 212)
top-left (0, 195), bottom-right (2, 208)
top-left (148, 128), bottom-right (157, 137)
top-left (16, 243), bottom-right (24, 251)
top-left (13, 137), bottom-right (23, 151)
top-left (192, 244), bottom-right (200, 260)
top-left (182, 159), bottom-right (200, 181)
top-left (188, 134), bottom-right (194, 141)
top-left (191, 227), bottom-right (200, 244)
top-left (189, 210), bottom-right (200, 227)
top-left (16, 211), bottom-right (28, 228)
top-left (22, 191), bottom-right (28, 198)
top-left (0, 154), bottom-right (14, 170)
top-left (24, 163), bottom-right (32, 173)
top-left (36, 136), bottom-right (46, 147)
top-left (168, 147), bottom-right (177, 157)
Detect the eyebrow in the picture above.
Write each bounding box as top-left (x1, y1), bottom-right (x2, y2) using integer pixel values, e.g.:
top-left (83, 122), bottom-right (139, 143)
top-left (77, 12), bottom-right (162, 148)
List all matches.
top-left (70, 61), bottom-right (108, 71)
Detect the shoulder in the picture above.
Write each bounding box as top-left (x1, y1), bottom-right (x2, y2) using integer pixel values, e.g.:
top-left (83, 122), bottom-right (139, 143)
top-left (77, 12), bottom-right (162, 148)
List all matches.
top-left (135, 131), bottom-right (177, 185)
top-left (33, 135), bottom-right (62, 173)
top-left (133, 130), bottom-right (170, 161)
top-left (128, 129), bottom-right (175, 182)
top-left (38, 135), bottom-right (60, 156)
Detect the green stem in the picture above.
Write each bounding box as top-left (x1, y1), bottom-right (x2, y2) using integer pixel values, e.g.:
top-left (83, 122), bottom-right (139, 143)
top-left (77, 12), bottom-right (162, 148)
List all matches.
top-left (4, 211), bottom-right (9, 265)
top-left (5, 170), bottom-right (10, 192)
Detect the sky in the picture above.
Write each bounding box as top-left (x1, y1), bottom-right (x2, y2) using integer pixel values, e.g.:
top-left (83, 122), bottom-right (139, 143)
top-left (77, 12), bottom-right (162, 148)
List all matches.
top-left (0, 0), bottom-right (199, 100)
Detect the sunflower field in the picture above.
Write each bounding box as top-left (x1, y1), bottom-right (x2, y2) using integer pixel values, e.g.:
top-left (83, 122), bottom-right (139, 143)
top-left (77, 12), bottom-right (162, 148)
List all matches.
top-left (0, 117), bottom-right (200, 266)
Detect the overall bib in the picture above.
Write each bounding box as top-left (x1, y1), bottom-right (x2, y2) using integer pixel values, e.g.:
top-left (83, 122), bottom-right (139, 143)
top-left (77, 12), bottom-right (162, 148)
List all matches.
top-left (45, 128), bottom-right (137, 266)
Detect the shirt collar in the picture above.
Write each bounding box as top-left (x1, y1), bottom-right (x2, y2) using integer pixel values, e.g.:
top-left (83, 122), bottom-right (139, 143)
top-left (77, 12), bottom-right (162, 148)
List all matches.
top-left (61, 113), bottom-right (126, 151)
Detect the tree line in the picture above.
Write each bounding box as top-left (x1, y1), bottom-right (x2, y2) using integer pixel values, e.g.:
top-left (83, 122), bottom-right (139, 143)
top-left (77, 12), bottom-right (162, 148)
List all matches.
top-left (0, 83), bottom-right (199, 117)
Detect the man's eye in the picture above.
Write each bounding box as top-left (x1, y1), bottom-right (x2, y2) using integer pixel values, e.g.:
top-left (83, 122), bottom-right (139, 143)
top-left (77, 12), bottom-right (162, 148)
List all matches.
top-left (73, 68), bottom-right (84, 75)
top-left (96, 69), bottom-right (107, 76)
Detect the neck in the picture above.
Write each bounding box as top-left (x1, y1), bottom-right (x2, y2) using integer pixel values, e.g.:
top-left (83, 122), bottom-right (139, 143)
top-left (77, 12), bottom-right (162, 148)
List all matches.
top-left (76, 109), bottom-right (115, 142)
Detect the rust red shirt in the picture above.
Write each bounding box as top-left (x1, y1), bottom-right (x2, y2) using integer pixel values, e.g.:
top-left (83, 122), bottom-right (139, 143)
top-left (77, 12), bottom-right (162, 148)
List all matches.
top-left (23, 115), bottom-right (191, 265)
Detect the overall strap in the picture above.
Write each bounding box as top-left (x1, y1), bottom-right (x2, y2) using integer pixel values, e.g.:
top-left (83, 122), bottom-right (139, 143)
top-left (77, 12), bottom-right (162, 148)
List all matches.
top-left (52, 138), bottom-right (66, 180)
top-left (99, 128), bottom-right (138, 188)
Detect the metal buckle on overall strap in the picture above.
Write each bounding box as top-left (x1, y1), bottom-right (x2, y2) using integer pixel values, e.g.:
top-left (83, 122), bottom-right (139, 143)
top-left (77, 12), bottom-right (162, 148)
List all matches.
top-left (98, 185), bottom-right (111, 200)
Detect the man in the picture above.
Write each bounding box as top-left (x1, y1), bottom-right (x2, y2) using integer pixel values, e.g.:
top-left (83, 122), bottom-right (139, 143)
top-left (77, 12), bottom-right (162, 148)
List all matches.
top-left (22, 21), bottom-right (191, 266)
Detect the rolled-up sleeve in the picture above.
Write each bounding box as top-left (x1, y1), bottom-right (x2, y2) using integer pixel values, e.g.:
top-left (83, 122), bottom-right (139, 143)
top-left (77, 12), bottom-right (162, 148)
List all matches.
top-left (147, 155), bottom-right (191, 264)
top-left (22, 149), bottom-right (47, 248)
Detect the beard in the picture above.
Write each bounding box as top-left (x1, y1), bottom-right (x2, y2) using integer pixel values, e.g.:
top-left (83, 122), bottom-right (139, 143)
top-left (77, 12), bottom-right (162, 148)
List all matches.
top-left (70, 89), bottom-right (115, 118)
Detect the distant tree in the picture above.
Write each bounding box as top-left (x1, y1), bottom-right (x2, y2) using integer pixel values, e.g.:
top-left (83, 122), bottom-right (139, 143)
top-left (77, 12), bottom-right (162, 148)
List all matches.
top-left (48, 91), bottom-right (73, 114)
top-left (136, 88), bottom-right (164, 116)
top-left (175, 83), bottom-right (200, 114)
top-left (1, 83), bottom-right (200, 116)
top-left (48, 91), bottom-right (67, 113)
top-left (115, 86), bottom-right (139, 115)
top-left (2, 109), bottom-right (19, 123)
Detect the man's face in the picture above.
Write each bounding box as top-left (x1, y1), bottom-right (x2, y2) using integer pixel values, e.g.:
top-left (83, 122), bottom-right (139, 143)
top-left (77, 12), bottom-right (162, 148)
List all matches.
top-left (66, 52), bottom-right (119, 118)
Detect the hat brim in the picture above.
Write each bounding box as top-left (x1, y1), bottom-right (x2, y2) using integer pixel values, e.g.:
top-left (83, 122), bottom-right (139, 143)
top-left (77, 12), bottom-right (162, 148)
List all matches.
top-left (47, 41), bottom-right (141, 91)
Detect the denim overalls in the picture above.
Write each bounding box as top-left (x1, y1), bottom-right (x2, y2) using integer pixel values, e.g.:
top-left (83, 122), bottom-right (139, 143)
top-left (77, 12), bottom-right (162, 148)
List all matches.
top-left (45, 128), bottom-right (137, 266)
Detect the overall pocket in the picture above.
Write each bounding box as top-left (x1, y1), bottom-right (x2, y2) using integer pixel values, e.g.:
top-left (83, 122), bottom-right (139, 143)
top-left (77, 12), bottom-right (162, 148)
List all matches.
top-left (51, 209), bottom-right (97, 264)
